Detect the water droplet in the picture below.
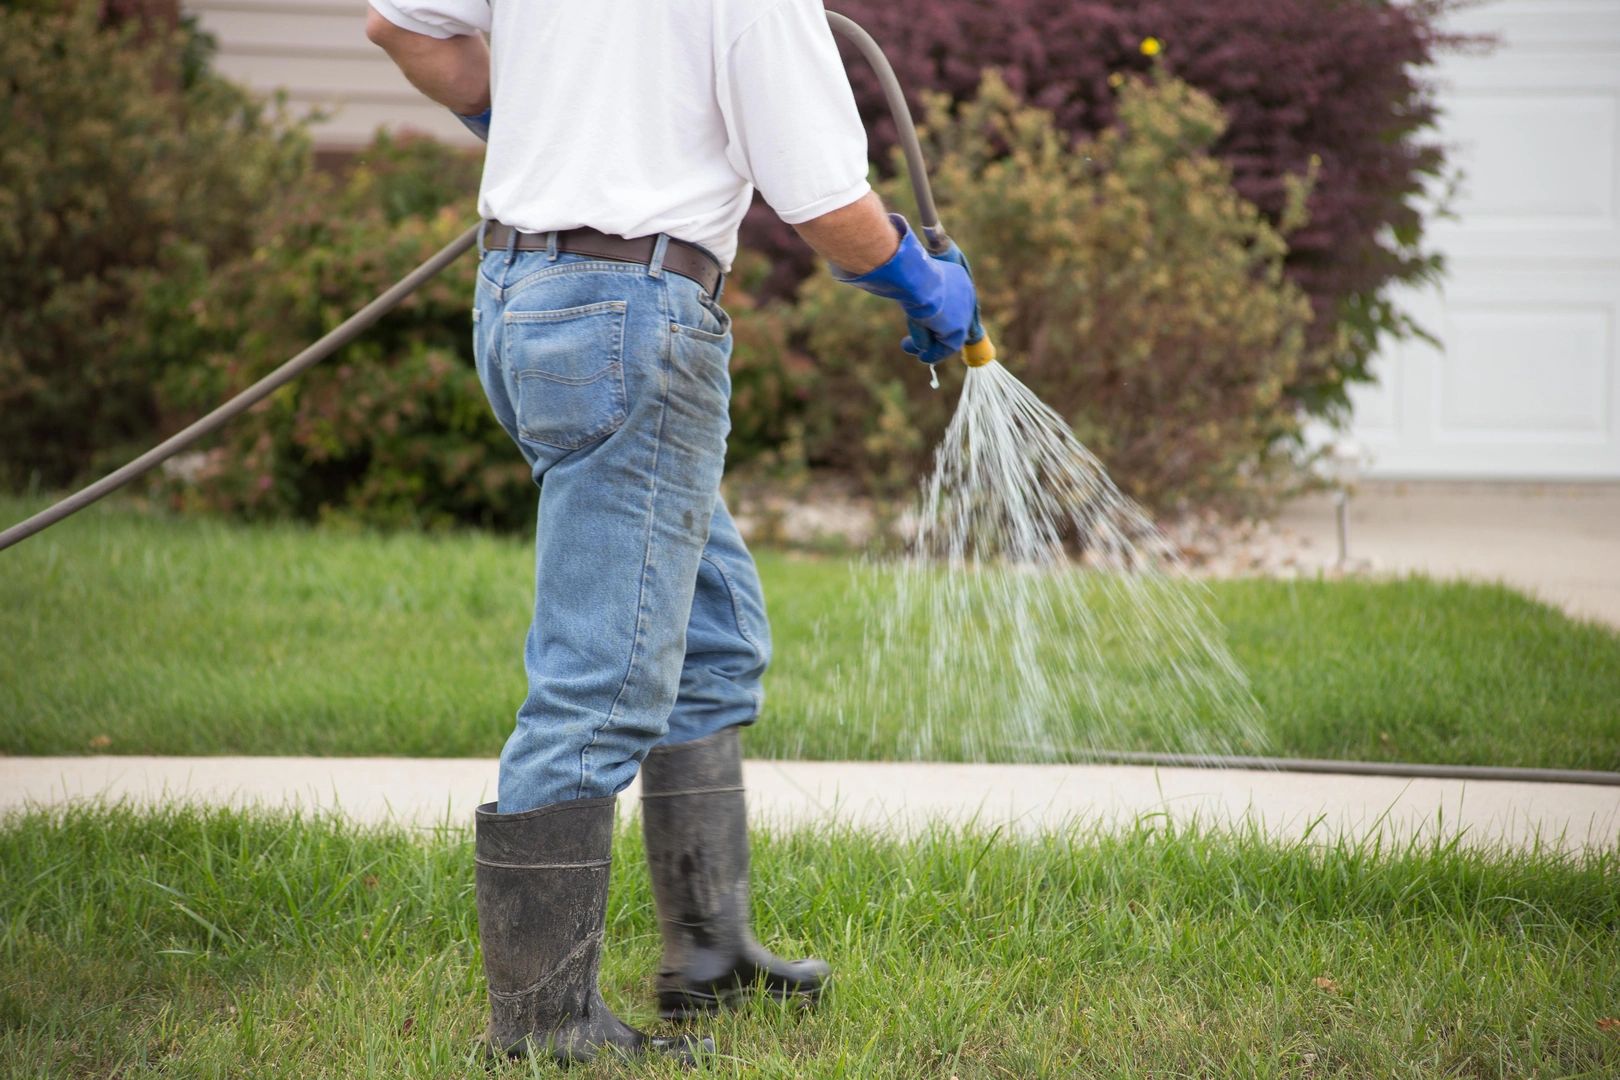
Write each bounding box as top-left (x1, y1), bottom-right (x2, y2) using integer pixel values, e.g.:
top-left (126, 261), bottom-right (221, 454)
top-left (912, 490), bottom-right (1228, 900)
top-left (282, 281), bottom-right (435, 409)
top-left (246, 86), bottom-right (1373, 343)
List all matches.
top-left (929, 365), bottom-right (941, 390)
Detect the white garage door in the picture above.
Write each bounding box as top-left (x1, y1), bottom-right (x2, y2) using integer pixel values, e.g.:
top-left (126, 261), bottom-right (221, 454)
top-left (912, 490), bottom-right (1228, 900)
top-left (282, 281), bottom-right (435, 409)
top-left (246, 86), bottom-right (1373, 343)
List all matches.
top-left (1348, 0), bottom-right (1620, 479)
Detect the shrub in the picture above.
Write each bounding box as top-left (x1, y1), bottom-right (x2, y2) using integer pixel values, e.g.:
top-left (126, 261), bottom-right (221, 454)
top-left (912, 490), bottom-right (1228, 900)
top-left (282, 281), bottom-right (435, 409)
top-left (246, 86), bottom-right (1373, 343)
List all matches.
top-left (3, 3), bottom-right (1338, 527)
top-left (746, 0), bottom-right (1468, 420)
top-left (792, 72), bottom-right (1326, 514)
top-left (148, 136), bottom-right (533, 530)
top-left (718, 251), bottom-right (816, 477)
top-left (0, 4), bottom-right (308, 488)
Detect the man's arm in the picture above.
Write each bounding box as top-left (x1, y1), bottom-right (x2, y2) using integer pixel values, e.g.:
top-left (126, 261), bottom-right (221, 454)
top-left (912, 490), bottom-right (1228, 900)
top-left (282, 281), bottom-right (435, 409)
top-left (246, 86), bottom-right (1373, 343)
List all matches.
top-left (795, 191), bottom-right (978, 365)
top-left (791, 191), bottom-right (899, 276)
top-left (365, 9), bottom-right (490, 117)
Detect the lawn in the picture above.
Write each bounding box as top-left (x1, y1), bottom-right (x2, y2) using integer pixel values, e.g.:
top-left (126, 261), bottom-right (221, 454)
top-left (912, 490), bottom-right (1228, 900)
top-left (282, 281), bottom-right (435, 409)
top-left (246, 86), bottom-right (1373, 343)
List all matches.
top-left (3, 804), bottom-right (1617, 1078)
top-left (3, 496), bottom-right (1619, 770)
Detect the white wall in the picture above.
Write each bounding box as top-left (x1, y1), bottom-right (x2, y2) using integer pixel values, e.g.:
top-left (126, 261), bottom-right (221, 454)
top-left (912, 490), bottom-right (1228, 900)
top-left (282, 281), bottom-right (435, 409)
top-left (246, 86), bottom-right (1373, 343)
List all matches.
top-left (1343, 0), bottom-right (1620, 479)
top-left (188, 0), bottom-right (483, 149)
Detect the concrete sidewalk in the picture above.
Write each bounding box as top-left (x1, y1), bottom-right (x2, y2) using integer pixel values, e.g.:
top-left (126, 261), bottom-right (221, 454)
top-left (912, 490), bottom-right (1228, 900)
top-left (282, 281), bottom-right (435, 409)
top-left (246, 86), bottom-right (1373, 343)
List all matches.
top-left (4, 755), bottom-right (1616, 853)
top-left (1276, 482), bottom-right (1620, 627)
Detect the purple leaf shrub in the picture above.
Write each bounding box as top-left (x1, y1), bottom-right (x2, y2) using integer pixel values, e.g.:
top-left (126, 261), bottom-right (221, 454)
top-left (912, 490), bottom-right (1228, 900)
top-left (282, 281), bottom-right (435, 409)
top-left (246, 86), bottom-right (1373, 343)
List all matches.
top-left (752, 0), bottom-right (1476, 415)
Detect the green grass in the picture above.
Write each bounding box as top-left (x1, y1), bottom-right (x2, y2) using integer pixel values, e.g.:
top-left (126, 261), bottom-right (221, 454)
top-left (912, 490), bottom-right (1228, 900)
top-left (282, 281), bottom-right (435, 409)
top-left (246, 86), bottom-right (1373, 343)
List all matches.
top-left (3, 496), bottom-right (1619, 770)
top-left (3, 805), bottom-right (1617, 1077)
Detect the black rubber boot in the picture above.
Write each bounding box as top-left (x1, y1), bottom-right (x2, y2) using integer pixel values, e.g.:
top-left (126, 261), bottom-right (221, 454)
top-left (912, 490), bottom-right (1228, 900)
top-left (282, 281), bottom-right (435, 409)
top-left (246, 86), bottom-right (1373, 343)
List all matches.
top-left (640, 728), bottom-right (830, 1020)
top-left (474, 797), bottom-right (712, 1066)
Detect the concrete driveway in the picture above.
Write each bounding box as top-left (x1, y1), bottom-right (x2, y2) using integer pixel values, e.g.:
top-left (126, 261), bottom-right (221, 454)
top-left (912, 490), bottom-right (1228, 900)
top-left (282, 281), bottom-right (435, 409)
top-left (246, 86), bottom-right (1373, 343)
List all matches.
top-left (1276, 482), bottom-right (1620, 627)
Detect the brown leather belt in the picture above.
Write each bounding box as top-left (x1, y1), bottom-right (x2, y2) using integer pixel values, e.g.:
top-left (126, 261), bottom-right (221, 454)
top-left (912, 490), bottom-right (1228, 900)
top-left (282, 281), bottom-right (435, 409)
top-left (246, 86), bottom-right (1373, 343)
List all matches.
top-left (482, 222), bottom-right (724, 298)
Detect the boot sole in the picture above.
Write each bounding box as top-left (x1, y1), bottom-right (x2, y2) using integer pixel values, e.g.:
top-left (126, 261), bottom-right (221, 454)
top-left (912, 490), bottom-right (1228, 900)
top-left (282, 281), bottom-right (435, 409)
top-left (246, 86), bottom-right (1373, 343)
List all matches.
top-left (484, 1032), bottom-right (714, 1067)
top-left (658, 982), bottom-right (824, 1021)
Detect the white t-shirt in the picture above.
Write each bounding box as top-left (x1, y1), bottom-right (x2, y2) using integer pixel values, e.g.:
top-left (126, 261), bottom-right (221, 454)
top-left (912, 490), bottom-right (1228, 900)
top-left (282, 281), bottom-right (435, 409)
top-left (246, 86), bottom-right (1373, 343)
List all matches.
top-left (367, 0), bottom-right (873, 270)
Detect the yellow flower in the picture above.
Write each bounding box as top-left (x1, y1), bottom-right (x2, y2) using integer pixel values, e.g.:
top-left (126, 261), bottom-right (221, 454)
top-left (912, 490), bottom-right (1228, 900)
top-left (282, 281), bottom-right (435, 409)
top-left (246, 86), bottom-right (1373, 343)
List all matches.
top-left (1108, 72), bottom-right (1125, 88)
top-left (1140, 36), bottom-right (1162, 57)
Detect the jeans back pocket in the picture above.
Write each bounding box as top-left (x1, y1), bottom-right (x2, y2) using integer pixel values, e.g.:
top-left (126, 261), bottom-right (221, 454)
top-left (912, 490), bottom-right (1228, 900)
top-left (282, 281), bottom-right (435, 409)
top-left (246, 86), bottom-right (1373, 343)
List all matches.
top-left (506, 300), bottom-right (629, 450)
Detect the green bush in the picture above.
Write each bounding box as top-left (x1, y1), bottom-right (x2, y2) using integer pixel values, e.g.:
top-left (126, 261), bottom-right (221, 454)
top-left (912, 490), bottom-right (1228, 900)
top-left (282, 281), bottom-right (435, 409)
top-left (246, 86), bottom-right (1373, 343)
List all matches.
top-left (149, 136), bottom-right (539, 530)
top-left (792, 72), bottom-right (1327, 514)
top-left (763, 0), bottom-right (1469, 427)
top-left (716, 250), bottom-right (815, 480)
top-left (0, 4), bottom-right (308, 488)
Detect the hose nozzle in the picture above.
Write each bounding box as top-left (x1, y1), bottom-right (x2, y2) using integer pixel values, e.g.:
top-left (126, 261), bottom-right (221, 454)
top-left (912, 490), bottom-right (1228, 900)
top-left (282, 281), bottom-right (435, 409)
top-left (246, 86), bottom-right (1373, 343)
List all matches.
top-left (962, 331), bottom-right (996, 368)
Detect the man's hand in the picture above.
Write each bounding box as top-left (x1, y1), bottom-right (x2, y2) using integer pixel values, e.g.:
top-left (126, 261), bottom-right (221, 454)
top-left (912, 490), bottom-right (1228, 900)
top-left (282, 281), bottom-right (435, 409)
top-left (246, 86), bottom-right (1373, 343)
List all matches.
top-left (365, 9), bottom-right (490, 118)
top-left (828, 214), bottom-right (979, 365)
top-left (900, 240), bottom-right (986, 364)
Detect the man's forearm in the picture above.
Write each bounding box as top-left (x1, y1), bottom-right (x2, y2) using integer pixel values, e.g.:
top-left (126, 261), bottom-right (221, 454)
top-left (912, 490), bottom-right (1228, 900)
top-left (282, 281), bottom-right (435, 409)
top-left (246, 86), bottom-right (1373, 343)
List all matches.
top-left (791, 192), bottom-right (900, 276)
top-left (365, 10), bottom-right (490, 116)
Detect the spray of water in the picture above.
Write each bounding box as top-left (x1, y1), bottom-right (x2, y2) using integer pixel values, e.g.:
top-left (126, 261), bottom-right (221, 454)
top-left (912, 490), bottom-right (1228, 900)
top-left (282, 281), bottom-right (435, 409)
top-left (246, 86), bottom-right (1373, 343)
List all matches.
top-left (805, 361), bottom-right (1269, 763)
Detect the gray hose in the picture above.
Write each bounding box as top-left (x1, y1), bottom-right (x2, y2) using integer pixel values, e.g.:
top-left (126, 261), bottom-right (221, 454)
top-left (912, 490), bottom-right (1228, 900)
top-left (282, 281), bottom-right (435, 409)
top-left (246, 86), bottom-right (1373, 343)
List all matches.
top-left (824, 11), bottom-right (949, 253)
top-left (1076, 750), bottom-right (1620, 787)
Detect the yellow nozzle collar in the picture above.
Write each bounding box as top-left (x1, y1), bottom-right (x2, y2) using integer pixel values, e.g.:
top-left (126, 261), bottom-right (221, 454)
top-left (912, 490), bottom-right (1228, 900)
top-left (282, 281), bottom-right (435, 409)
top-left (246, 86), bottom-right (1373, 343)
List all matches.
top-left (962, 333), bottom-right (996, 368)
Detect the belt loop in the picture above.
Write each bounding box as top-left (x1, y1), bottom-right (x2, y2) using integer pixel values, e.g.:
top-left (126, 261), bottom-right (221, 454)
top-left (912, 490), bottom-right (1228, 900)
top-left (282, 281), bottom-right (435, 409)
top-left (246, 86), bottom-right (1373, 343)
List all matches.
top-left (545, 230), bottom-right (559, 262)
top-left (647, 233), bottom-right (670, 279)
top-left (503, 225), bottom-right (519, 268)
top-left (476, 219), bottom-right (488, 256)
top-left (712, 270), bottom-right (725, 304)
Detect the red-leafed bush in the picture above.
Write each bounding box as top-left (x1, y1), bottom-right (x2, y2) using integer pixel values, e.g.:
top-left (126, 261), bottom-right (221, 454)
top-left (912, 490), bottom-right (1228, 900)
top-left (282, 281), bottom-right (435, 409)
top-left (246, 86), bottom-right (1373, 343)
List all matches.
top-left (750, 0), bottom-right (1474, 417)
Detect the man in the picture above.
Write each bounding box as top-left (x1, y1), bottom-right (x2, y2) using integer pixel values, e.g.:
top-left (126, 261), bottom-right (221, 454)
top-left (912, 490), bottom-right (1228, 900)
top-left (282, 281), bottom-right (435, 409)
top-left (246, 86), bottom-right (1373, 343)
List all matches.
top-left (366, 0), bottom-right (977, 1065)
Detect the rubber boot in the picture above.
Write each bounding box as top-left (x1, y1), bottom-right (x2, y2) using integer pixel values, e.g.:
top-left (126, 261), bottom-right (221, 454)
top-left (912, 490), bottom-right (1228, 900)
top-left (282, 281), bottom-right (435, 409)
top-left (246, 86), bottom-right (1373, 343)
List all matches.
top-left (639, 728), bottom-right (830, 1019)
top-left (474, 797), bottom-right (712, 1066)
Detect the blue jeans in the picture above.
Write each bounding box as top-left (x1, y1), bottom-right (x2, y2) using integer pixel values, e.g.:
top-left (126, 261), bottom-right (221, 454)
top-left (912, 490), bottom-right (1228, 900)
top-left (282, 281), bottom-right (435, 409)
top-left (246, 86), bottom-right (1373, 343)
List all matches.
top-left (473, 237), bottom-right (770, 813)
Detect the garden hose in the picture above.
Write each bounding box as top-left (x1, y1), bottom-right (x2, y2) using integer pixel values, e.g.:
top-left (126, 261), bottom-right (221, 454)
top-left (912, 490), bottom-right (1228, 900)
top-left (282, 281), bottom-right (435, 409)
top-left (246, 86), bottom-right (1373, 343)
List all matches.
top-left (1077, 751), bottom-right (1620, 788)
top-left (0, 10), bottom-right (980, 555)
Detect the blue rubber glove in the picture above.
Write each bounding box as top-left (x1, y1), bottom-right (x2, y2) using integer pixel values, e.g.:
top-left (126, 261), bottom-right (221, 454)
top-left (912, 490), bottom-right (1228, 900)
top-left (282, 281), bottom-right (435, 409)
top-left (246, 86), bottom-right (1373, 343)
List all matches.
top-left (902, 240), bottom-right (986, 363)
top-left (831, 215), bottom-right (978, 365)
top-left (456, 107), bottom-right (491, 142)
